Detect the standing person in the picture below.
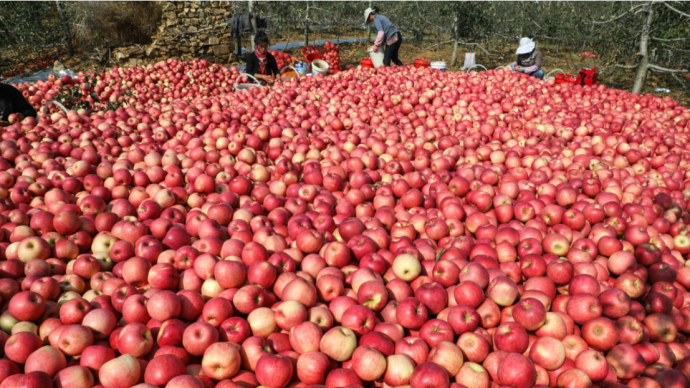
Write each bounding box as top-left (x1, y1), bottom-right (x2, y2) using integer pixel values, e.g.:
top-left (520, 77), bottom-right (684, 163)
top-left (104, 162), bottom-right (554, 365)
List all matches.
top-left (511, 37), bottom-right (544, 79)
top-left (364, 7), bottom-right (403, 67)
top-left (245, 32), bottom-right (280, 84)
top-left (0, 83), bottom-right (37, 125)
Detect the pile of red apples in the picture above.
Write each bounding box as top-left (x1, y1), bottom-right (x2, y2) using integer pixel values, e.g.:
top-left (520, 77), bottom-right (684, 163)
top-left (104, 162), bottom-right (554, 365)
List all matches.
top-left (0, 58), bottom-right (689, 388)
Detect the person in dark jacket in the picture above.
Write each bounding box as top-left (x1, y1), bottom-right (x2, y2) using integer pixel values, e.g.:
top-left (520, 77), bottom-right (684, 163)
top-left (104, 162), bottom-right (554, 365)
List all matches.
top-left (0, 83), bottom-right (37, 125)
top-left (364, 7), bottom-right (403, 67)
top-left (245, 32), bottom-right (279, 84)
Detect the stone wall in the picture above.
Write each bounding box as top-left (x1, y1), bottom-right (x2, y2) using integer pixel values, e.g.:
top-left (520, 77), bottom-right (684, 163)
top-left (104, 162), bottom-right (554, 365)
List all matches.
top-left (112, 1), bottom-right (237, 67)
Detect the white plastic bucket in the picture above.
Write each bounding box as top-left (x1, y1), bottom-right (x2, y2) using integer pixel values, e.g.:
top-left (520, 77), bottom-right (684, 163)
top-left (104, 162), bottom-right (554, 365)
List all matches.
top-left (311, 59), bottom-right (329, 76)
top-left (430, 61), bottom-right (447, 71)
top-left (294, 61), bottom-right (309, 75)
top-left (369, 46), bottom-right (384, 68)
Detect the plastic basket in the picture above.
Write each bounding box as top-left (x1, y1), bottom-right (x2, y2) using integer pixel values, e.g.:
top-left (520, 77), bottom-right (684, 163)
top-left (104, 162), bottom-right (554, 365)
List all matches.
top-left (234, 73), bottom-right (263, 91)
top-left (280, 66), bottom-right (301, 79)
top-left (361, 58), bottom-right (375, 68)
top-left (414, 59), bottom-right (430, 68)
top-left (43, 100), bottom-right (69, 115)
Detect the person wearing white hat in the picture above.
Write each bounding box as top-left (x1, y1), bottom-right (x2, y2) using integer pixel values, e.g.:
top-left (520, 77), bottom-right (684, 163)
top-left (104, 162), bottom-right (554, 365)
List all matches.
top-left (511, 37), bottom-right (544, 79)
top-left (364, 7), bottom-right (403, 67)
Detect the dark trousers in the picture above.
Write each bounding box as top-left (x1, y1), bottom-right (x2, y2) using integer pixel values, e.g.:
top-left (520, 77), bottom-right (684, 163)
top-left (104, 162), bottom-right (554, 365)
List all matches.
top-left (383, 32), bottom-right (403, 67)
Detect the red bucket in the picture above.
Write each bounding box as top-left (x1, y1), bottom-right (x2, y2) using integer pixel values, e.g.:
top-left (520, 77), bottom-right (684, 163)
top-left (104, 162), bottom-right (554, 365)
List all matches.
top-left (306, 53), bottom-right (322, 63)
top-left (414, 59), bottom-right (430, 68)
top-left (361, 58), bottom-right (374, 68)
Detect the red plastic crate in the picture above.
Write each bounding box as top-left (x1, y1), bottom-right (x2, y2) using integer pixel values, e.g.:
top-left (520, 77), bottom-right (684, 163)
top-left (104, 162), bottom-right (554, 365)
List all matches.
top-left (555, 73), bottom-right (577, 84)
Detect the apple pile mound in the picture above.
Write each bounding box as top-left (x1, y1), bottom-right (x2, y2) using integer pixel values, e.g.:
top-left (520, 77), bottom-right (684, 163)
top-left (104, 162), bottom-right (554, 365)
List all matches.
top-left (0, 59), bottom-right (690, 388)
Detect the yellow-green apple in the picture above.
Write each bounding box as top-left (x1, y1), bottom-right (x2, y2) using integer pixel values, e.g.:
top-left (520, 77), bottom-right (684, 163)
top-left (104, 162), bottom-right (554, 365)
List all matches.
top-left (247, 307), bottom-right (278, 338)
top-left (392, 253), bottom-right (421, 282)
top-left (319, 326), bottom-right (357, 362)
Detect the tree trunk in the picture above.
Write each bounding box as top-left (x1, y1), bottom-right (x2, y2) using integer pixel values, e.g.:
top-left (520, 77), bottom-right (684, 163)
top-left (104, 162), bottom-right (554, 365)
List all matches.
top-left (632, 1), bottom-right (654, 94)
top-left (304, 3), bottom-right (310, 47)
top-left (367, 0), bottom-right (372, 43)
top-left (451, 8), bottom-right (459, 67)
top-left (249, 1), bottom-right (257, 48)
top-left (55, 1), bottom-right (74, 57)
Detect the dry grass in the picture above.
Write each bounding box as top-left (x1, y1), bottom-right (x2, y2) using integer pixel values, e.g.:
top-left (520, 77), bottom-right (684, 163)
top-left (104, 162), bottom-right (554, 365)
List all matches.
top-left (70, 1), bottom-right (162, 50)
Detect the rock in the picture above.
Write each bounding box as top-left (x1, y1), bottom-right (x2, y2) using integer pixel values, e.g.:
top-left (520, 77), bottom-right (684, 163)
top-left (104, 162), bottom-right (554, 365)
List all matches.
top-left (53, 61), bottom-right (67, 73)
top-left (212, 45), bottom-right (230, 56)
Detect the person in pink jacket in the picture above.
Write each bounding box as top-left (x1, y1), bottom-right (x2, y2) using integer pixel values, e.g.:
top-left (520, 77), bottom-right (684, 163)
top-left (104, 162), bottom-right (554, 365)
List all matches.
top-left (364, 7), bottom-right (403, 67)
top-left (511, 37), bottom-right (544, 79)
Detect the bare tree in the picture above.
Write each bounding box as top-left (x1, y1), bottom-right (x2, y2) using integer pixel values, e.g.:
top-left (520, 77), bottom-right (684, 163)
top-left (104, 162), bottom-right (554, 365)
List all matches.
top-left (249, 1), bottom-right (257, 48)
top-left (55, 0), bottom-right (74, 57)
top-left (631, 1), bottom-right (654, 93)
top-left (450, 7), bottom-right (459, 67)
top-left (367, 0), bottom-right (372, 44)
top-left (304, 2), bottom-right (310, 47)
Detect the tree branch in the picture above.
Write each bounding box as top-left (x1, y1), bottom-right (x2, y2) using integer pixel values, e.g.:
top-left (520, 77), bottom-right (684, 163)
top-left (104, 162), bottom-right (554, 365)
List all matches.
top-left (422, 40), bottom-right (492, 56)
top-left (663, 2), bottom-right (690, 18)
top-left (661, 43), bottom-right (690, 52)
top-left (601, 64), bottom-right (640, 71)
top-left (652, 36), bottom-right (688, 42)
top-left (671, 73), bottom-right (689, 89)
top-left (647, 64), bottom-right (689, 73)
top-left (592, 4), bottom-right (645, 24)
top-left (422, 40), bottom-right (454, 50)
